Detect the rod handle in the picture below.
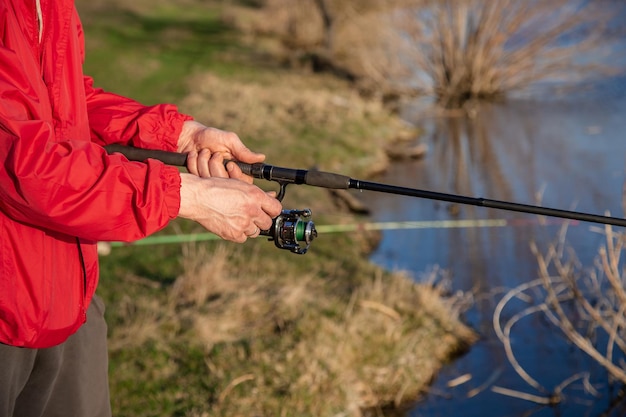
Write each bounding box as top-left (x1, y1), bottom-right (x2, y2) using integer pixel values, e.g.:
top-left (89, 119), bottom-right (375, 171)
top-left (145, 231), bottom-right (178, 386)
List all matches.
top-left (105, 145), bottom-right (188, 166)
top-left (106, 145), bottom-right (350, 189)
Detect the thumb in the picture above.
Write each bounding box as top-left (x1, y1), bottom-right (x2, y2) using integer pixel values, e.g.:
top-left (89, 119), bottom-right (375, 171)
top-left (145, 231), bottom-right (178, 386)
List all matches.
top-left (232, 142), bottom-right (265, 164)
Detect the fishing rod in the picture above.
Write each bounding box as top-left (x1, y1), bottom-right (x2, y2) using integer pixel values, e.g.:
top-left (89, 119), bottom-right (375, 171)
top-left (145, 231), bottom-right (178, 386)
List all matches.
top-left (105, 145), bottom-right (626, 254)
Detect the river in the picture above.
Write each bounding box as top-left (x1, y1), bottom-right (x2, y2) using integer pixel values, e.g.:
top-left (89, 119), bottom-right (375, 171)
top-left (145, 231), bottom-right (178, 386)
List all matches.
top-left (360, 72), bottom-right (626, 415)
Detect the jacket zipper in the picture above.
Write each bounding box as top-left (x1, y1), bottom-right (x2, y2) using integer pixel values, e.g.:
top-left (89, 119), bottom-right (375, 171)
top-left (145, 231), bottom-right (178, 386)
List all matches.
top-left (35, 0), bottom-right (43, 43)
top-left (76, 238), bottom-right (87, 298)
top-left (36, 0), bottom-right (86, 318)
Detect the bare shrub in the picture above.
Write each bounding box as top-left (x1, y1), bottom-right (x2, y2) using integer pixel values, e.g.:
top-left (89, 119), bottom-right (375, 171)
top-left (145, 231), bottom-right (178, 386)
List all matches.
top-left (388, 0), bottom-right (616, 107)
top-left (493, 222), bottom-right (626, 406)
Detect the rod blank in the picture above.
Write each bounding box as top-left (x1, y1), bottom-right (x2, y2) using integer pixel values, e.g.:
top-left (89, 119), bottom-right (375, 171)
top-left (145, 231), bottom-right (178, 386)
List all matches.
top-left (351, 180), bottom-right (626, 228)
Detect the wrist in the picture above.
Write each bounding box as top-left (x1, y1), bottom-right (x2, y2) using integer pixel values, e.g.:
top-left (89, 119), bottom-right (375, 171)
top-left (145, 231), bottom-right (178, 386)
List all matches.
top-left (177, 121), bottom-right (205, 153)
top-left (178, 173), bottom-right (199, 220)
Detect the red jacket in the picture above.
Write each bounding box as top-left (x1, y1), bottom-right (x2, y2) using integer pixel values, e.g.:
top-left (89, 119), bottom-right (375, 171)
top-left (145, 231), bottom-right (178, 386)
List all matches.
top-left (0, 0), bottom-right (191, 348)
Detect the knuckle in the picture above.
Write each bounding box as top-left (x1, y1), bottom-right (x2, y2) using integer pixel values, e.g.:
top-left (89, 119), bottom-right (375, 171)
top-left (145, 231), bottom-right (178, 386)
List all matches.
top-left (223, 130), bottom-right (239, 141)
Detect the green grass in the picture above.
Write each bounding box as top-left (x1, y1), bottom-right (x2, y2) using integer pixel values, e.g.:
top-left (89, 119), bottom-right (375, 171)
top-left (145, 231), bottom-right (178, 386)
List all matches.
top-left (81, 3), bottom-right (242, 104)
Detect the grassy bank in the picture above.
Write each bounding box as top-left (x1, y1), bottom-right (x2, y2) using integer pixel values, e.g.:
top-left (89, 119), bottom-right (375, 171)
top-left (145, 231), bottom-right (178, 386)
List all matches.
top-left (77, 1), bottom-right (475, 415)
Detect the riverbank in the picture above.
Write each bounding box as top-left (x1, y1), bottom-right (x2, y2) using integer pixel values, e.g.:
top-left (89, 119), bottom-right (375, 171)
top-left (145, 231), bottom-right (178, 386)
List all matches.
top-left (76, 1), bottom-right (476, 415)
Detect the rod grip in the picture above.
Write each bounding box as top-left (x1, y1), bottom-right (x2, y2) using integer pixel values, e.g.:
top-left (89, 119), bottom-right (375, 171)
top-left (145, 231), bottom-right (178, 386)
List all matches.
top-left (305, 170), bottom-right (351, 189)
top-left (105, 145), bottom-right (188, 166)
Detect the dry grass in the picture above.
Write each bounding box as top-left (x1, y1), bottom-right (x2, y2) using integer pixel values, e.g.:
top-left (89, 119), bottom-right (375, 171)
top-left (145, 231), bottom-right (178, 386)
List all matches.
top-left (292, 270), bottom-right (474, 415)
top-left (107, 242), bottom-right (474, 417)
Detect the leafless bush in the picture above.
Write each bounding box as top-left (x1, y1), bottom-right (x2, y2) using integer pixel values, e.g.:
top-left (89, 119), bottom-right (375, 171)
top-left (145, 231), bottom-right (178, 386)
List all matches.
top-left (493, 222), bottom-right (626, 407)
top-left (389, 0), bottom-right (615, 108)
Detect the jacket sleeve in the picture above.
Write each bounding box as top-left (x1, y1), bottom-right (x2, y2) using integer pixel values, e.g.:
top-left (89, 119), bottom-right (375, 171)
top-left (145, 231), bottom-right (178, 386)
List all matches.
top-left (0, 107), bottom-right (182, 243)
top-left (84, 76), bottom-right (193, 151)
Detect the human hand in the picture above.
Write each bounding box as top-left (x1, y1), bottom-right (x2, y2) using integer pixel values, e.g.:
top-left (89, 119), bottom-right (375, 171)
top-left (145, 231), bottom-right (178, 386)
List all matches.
top-left (178, 173), bottom-right (282, 243)
top-left (177, 120), bottom-right (263, 184)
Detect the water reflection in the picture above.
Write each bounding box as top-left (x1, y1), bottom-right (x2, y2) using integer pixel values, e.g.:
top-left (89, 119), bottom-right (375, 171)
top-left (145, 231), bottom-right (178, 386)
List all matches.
top-left (360, 90), bottom-right (626, 416)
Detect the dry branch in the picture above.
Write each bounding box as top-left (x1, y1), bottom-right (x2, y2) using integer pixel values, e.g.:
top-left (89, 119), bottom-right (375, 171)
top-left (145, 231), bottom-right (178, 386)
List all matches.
top-left (493, 225), bottom-right (626, 409)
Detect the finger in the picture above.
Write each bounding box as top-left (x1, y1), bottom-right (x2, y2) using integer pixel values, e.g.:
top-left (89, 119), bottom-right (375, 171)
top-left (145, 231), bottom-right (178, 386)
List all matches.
top-left (246, 226), bottom-right (261, 238)
top-left (223, 229), bottom-right (248, 244)
top-left (235, 147), bottom-right (265, 164)
top-left (186, 151), bottom-right (199, 176)
top-left (210, 225), bottom-right (247, 244)
top-left (262, 195), bottom-right (283, 219)
top-left (257, 216), bottom-right (274, 231)
top-left (233, 233), bottom-right (248, 244)
top-left (208, 152), bottom-right (229, 179)
top-left (228, 137), bottom-right (266, 164)
top-left (226, 161), bottom-right (254, 184)
top-left (197, 149), bottom-right (212, 178)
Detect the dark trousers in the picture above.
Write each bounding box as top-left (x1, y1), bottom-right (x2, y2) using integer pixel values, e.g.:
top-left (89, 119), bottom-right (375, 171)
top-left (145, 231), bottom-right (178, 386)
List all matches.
top-left (0, 295), bottom-right (112, 417)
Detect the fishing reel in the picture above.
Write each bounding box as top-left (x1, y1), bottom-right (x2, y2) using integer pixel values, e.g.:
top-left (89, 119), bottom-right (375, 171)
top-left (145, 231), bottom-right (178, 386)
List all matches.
top-left (261, 209), bottom-right (317, 254)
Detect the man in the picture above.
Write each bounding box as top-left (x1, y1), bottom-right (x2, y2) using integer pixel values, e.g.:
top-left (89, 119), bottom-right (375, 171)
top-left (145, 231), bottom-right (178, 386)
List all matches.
top-left (0, 0), bottom-right (282, 416)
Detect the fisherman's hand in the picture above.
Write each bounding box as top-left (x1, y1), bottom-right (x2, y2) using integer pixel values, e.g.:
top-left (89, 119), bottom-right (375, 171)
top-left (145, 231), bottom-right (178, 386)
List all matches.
top-left (178, 173), bottom-right (282, 242)
top-left (177, 120), bottom-right (263, 184)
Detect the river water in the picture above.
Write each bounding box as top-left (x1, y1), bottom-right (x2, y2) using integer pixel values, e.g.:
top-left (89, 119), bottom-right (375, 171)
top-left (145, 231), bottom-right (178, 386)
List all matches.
top-left (360, 73), bottom-right (626, 415)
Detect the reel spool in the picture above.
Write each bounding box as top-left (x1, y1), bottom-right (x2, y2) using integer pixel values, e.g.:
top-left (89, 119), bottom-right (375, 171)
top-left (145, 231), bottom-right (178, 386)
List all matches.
top-left (261, 209), bottom-right (317, 254)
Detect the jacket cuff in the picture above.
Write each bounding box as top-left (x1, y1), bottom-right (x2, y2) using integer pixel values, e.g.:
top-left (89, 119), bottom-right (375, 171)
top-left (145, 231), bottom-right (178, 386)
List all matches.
top-left (160, 111), bottom-right (194, 152)
top-left (128, 106), bottom-right (194, 152)
top-left (161, 165), bottom-right (182, 218)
